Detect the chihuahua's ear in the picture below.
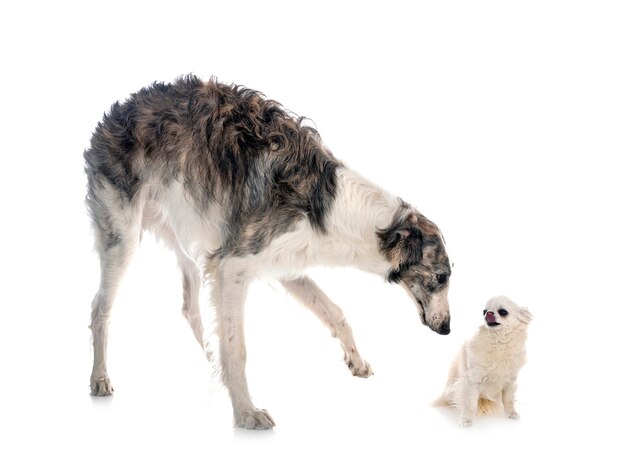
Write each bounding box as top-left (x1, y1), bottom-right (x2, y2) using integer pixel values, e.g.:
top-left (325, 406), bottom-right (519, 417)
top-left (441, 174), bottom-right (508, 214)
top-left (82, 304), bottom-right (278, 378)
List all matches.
top-left (517, 307), bottom-right (533, 324)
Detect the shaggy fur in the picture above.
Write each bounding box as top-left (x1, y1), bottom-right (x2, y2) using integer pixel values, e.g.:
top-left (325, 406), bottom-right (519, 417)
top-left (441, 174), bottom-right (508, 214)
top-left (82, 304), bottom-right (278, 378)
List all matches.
top-left (84, 76), bottom-right (452, 429)
top-left (434, 296), bottom-right (532, 427)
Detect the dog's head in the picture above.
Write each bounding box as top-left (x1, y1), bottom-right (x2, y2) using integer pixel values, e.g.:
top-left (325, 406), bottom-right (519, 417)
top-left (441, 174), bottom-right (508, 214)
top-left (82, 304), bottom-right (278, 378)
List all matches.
top-left (377, 204), bottom-right (451, 335)
top-left (482, 296), bottom-right (532, 331)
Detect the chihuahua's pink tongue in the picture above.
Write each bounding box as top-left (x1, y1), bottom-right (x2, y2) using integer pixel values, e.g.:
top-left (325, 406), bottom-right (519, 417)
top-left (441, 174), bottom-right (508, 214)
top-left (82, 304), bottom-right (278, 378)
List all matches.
top-left (486, 312), bottom-right (496, 323)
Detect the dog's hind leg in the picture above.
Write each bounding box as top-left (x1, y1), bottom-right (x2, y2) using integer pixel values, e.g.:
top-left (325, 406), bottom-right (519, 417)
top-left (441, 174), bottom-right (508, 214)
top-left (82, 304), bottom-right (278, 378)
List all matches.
top-left (149, 219), bottom-right (211, 359)
top-left (146, 215), bottom-right (211, 360)
top-left (178, 254), bottom-right (212, 360)
top-left (212, 258), bottom-right (275, 430)
top-left (281, 276), bottom-right (372, 378)
top-left (88, 204), bottom-right (141, 396)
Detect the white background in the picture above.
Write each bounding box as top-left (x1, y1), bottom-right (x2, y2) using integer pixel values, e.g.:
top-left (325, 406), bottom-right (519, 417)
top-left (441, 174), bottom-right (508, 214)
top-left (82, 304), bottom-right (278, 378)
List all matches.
top-left (1, 1), bottom-right (624, 455)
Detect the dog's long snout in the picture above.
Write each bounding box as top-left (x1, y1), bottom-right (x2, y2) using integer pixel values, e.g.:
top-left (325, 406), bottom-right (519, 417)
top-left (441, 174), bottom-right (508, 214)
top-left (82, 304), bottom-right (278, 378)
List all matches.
top-left (426, 290), bottom-right (451, 335)
top-left (436, 318), bottom-right (451, 335)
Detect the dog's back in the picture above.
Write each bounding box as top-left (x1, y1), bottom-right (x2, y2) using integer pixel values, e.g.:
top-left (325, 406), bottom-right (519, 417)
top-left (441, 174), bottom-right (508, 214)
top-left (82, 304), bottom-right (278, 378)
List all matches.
top-left (84, 76), bottom-right (341, 258)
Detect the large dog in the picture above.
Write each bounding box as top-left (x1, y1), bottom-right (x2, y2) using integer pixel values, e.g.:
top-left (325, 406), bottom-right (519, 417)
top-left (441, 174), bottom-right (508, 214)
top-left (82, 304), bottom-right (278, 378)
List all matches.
top-left (84, 76), bottom-right (452, 429)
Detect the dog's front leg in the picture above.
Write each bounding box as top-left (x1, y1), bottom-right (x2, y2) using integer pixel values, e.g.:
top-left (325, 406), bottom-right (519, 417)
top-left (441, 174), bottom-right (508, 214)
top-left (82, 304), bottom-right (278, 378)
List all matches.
top-left (502, 381), bottom-right (519, 420)
top-left (281, 276), bottom-right (372, 377)
top-left (213, 259), bottom-right (275, 430)
top-left (459, 381), bottom-right (480, 428)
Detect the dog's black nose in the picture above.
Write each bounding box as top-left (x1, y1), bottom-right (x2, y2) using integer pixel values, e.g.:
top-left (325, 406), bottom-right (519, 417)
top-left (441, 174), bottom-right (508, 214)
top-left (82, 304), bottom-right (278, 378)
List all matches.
top-left (439, 320), bottom-right (451, 335)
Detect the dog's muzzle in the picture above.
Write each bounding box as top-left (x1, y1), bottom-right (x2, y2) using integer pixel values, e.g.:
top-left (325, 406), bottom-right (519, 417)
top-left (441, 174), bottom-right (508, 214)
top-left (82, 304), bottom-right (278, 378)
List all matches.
top-left (426, 316), bottom-right (450, 335)
top-left (485, 311), bottom-right (500, 327)
top-left (436, 319), bottom-right (451, 335)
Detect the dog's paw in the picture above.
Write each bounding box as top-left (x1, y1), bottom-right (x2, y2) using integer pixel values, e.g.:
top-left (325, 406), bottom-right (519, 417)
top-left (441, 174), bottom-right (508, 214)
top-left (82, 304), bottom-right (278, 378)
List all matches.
top-left (347, 358), bottom-right (373, 378)
top-left (508, 412), bottom-right (520, 420)
top-left (344, 349), bottom-right (373, 378)
top-left (234, 409), bottom-right (276, 430)
top-left (90, 377), bottom-right (114, 396)
top-left (459, 418), bottom-right (473, 428)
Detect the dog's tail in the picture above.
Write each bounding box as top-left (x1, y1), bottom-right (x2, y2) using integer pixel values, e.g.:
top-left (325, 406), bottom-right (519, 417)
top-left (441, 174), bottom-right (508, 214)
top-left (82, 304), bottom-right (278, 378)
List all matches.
top-left (431, 394), bottom-right (452, 407)
top-left (432, 376), bottom-right (460, 407)
top-left (477, 397), bottom-right (502, 416)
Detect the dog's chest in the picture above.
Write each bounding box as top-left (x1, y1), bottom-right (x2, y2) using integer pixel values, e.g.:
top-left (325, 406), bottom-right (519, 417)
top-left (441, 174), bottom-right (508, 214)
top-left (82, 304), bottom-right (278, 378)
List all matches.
top-left (469, 345), bottom-right (525, 388)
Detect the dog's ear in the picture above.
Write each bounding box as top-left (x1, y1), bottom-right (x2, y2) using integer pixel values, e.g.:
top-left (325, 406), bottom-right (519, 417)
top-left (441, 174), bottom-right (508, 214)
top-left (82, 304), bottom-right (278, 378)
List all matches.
top-left (517, 307), bottom-right (533, 324)
top-left (378, 212), bottom-right (423, 282)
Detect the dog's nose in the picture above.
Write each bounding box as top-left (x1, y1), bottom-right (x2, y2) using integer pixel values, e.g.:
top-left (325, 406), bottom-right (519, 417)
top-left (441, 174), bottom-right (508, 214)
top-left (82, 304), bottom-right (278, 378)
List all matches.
top-left (438, 319), bottom-right (451, 335)
top-left (485, 311), bottom-right (496, 324)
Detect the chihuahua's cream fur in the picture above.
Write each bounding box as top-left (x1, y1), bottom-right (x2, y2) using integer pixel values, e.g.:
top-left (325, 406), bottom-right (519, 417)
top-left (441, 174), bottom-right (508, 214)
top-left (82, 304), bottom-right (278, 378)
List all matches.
top-left (434, 296), bottom-right (532, 427)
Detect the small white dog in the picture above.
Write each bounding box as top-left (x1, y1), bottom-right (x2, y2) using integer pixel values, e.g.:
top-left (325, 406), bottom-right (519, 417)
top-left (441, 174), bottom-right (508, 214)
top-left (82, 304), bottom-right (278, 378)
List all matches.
top-left (434, 296), bottom-right (532, 427)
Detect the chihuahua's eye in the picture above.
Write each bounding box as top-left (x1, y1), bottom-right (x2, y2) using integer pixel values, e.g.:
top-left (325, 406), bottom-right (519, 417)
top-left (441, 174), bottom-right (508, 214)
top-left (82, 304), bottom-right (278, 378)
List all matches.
top-left (483, 309), bottom-right (487, 315)
top-left (436, 274), bottom-right (448, 285)
top-left (498, 309), bottom-right (508, 317)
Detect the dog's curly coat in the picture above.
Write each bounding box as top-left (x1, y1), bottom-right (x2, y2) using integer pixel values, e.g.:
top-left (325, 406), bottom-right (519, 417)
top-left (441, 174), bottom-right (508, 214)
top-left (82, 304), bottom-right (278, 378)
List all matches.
top-left (85, 76), bottom-right (452, 429)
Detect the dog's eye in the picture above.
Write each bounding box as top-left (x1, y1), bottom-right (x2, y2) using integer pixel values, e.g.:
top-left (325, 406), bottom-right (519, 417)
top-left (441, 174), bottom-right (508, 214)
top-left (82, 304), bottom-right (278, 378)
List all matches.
top-left (436, 274), bottom-right (448, 285)
top-left (483, 309), bottom-right (487, 315)
top-left (498, 309), bottom-right (508, 317)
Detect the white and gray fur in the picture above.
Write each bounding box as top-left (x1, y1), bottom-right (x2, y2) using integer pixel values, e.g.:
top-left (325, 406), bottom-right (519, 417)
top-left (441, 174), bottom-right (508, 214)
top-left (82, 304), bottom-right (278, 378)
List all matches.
top-left (84, 76), bottom-right (452, 429)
